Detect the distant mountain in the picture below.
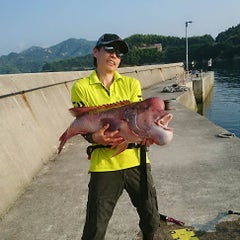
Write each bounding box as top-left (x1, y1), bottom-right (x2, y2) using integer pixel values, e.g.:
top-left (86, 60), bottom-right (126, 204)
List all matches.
top-left (0, 23), bottom-right (239, 74)
top-left (43, 24), bottom-right (240, 72)
top-left (0, 38), bottom-right (95, 74)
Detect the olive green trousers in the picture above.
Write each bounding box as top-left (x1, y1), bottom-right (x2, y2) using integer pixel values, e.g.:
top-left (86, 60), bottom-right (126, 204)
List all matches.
top-left (82, 164), bottom-right (160, 240)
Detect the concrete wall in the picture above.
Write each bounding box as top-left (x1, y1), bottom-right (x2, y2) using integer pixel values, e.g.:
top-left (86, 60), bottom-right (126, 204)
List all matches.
top-left (177, 72), bottom-right (214, 111)
top-left (192, 71), bottom-right (214, 103)
top-left (118, 63), bottom-right (185, 89)
top-left (177, 81), bottom-right (198, 112)
top-left (0, 63), bottom-right (184, 216)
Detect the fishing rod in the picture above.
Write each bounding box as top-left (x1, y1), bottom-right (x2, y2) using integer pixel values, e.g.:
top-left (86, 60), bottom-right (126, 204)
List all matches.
top-left (160, 213), bottom-right (185, 226)
top-left (159, 210), bottom-right (239, 227)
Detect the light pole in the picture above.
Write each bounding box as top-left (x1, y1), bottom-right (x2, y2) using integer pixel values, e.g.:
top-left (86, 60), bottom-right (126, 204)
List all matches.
top-left (185, 21), bottom-right (192, 71)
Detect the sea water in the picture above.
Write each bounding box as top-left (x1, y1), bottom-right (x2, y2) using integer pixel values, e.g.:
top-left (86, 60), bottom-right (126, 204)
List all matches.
top-left (202, 62), bottom-right (240, 138)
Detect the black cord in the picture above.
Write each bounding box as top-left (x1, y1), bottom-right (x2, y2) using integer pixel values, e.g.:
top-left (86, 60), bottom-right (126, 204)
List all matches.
top-left (140, 145), bottom-right (148, 200)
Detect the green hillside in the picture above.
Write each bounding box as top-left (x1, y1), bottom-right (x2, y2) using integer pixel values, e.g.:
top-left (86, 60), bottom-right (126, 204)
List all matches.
top-left (0, 24), bottom-right (239, 74)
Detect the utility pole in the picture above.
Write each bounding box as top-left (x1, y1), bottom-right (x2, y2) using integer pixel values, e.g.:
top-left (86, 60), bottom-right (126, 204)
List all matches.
top-left (185, 21), bottom-right (192, 71)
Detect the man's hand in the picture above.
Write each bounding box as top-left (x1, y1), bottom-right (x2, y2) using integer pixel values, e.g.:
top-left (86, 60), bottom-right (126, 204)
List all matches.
top-left (92, 124), bottom-right (124, 146)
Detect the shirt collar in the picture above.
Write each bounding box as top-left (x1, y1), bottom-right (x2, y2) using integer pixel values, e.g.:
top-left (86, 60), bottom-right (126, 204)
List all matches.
top-left (89, 70), bottom-right (123, 85)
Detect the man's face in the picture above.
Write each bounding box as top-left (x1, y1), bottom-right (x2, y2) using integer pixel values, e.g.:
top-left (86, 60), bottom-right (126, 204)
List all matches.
top-left (93, 46), bottom-right (121, 73)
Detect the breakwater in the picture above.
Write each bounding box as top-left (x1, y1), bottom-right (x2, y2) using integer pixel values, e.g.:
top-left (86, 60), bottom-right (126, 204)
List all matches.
top-left (0, 63), bottom-right (188, 216)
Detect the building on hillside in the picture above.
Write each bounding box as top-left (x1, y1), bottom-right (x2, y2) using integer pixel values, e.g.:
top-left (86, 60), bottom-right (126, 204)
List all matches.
top-left (139, 43), bottom-right (162, 52)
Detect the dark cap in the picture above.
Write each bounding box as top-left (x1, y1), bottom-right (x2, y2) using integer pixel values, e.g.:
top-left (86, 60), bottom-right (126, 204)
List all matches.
top-left (95, 33), bottom-right (128, 54)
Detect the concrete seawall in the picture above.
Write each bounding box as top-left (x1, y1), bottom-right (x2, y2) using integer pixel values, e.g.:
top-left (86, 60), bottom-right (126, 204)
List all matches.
top-left (1, 70), bottom-right (239, 240)
top-left (192, 71), bottom-right (214, 103)
top-left (0, 63), bottom-right (185, 216)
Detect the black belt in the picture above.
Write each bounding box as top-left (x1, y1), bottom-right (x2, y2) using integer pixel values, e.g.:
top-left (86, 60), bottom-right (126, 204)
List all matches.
top-left (140, 145), bottom-right (148, 200)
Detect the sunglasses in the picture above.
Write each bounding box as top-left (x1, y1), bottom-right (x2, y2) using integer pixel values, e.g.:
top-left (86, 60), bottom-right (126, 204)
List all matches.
top-left (103, 46), bottom-right (124, 58)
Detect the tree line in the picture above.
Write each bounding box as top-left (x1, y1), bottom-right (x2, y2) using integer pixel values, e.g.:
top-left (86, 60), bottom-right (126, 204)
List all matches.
top-left (42, 24), bottom-right (240, 72)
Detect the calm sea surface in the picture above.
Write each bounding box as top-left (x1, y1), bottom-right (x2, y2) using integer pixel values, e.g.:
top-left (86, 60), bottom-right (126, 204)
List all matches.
top-left (201, 62), bottom-right (240, 138)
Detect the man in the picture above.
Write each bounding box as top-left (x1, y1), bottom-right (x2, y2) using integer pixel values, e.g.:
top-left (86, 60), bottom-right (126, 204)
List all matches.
top-left (71, 33), bottom-right (160, 240)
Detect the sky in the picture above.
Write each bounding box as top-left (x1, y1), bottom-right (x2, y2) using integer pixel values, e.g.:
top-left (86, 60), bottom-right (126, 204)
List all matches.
top-left (0, 0), bottom-right (239, 56)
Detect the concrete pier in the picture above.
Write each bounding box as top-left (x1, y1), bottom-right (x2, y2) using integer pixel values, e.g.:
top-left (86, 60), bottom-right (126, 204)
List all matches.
top-left (192, 71), bottom-right (214, 103)
top-left (0, 63), bottom-right (184, 217)
top-left (0, 65), bottom-right (239, 239)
